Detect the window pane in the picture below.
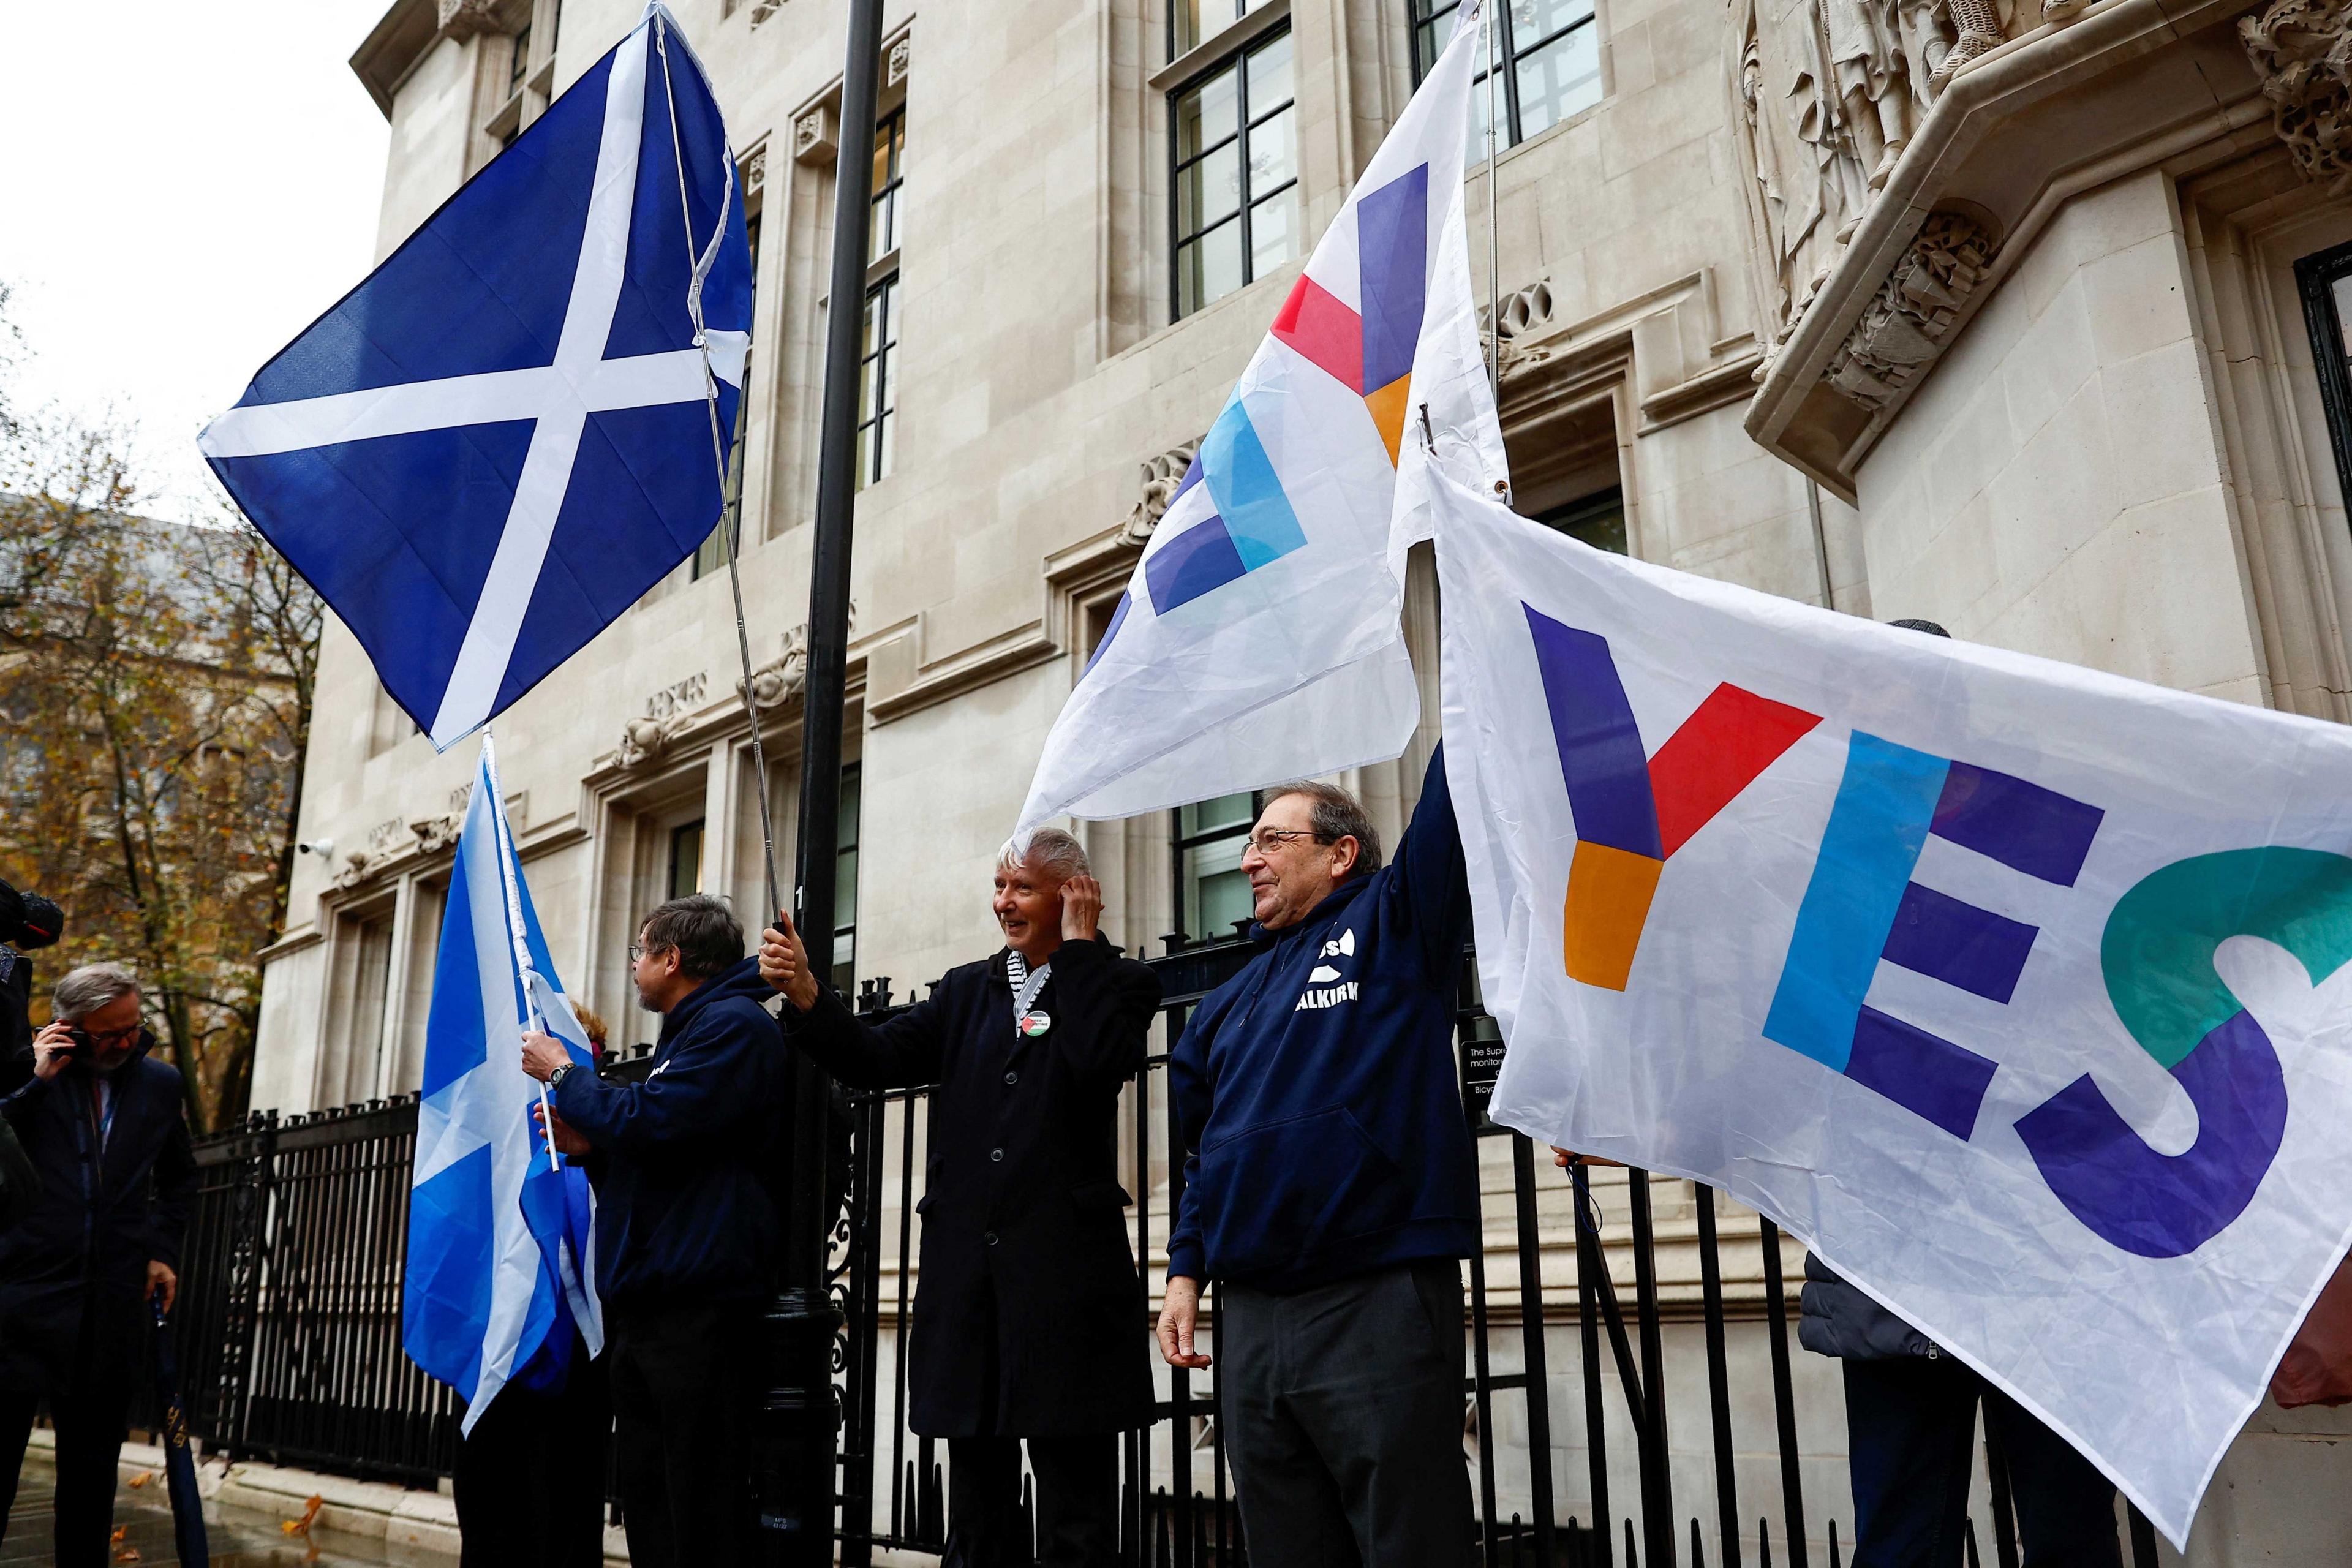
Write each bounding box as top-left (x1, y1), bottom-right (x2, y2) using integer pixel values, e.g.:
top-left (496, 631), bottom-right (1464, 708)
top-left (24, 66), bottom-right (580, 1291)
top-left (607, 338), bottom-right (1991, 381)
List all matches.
top-left (1248, 104), bottom-right (1295, 193)
top-left (1512, 0), bottom-right (1594, 44)
top-left (1182, 829), bottom-right (1253, 937)
top-left (877, 404), bottom-right (895, 478)
top-left (2334, 274), bottom-right (2352, 360)
top-left (885, 276), bottom-right (903, 343)
top-left (1181, 793), bottom-right (1255, 836)
top-left (1178, 221), bottom-right (1245, 315)
top-left (1180, 141), bottom-right (1243, 236)
top-left (510, 22), bottom-right (532, 92)
top-left (1537, 488), bottom-right (1627, 554)
top-left (1246, 31), bottom-right (1293, 113)
top-left (1415, 1), bottom-right (1464, 76)
top-left (1515, 24), bottom-right (1602, 138)
top-left (669, 821), bottom-right (704, 901)
top-left (1177, 64), bottom-right (1240, 161)
top-left (1463, 69), bottom-right (1497, 168)
top-left (1250, 185), bottom-right (1298, 278)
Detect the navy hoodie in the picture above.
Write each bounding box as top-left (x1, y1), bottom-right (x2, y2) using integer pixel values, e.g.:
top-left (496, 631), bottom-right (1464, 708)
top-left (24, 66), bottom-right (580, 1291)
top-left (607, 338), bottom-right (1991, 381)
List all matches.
top-left (1167, 747), bottom-right (1479, 1291)
top-left (552, 957), bottom-right (786, 1307)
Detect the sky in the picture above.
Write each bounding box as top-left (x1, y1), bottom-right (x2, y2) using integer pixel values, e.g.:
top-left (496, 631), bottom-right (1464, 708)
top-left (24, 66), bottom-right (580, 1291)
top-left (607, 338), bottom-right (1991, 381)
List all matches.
top-left (1, 2), bottom-right (394, 522)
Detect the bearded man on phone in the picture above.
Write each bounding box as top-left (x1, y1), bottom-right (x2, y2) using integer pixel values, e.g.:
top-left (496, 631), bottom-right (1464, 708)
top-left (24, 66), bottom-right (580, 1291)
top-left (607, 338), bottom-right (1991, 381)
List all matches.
top-left (759, 831), bottom-right (1161, 1568)
top-left (0, 962), bottom-right (195, 1568)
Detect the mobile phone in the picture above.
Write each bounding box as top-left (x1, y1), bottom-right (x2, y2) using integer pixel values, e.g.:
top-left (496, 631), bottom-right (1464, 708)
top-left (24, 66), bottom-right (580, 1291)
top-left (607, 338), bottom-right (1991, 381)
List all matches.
top-left (62, 1027), bottom-right (92, 1060)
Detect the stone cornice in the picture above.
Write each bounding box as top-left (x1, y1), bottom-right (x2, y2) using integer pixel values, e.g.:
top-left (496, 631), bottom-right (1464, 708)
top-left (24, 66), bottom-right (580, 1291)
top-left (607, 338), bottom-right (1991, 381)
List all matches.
top-left (1743, 0), bottom-right (2267, 502)
top-left (350, 0), bottom-right (442, 119)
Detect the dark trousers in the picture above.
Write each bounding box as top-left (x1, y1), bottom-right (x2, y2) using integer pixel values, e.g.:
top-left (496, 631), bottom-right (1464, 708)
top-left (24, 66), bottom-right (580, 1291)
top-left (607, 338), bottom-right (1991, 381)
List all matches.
top-left (0, 1305), bottom-right (135, 1568)
top-left (453, 1338), bottom-right (612, 1568)
top-left (606, 1300), bottom-right (761, 1568)
top-left (944, 1433), bottom-right (1119, 1568)
top-left (1844, 1355), bottom-right (2122, 1568)
top-left (1219, 1261), bottom-right (1474, 1568)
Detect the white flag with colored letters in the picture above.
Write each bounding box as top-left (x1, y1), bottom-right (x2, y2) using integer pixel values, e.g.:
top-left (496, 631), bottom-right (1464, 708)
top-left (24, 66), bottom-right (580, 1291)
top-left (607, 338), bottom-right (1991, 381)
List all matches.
top-left (1433, 467), bottom-right (2352, 1547)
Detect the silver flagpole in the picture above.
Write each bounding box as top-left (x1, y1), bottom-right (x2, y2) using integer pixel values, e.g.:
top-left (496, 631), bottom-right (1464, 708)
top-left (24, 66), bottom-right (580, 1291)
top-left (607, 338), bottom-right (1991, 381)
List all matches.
top-left (479, 728), bottom-right (561, 1174)
top-left (654, 13), bottom-right (785, 924)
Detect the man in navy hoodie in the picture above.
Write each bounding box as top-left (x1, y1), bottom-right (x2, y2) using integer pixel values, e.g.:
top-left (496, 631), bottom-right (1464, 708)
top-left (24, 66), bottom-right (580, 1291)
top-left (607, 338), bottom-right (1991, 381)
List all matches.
top-left (1158, 748), bottom-right (1479, 1567)
top-left (522, 893), bottom-right (786, 1568)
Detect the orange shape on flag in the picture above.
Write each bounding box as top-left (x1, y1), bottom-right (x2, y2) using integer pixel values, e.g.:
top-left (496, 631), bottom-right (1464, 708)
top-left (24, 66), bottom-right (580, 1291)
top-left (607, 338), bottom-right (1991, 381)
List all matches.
top-left (1364, 374), bottom-right (1414, 467)
top-left (1562, 840), bottom-right (1664, 991)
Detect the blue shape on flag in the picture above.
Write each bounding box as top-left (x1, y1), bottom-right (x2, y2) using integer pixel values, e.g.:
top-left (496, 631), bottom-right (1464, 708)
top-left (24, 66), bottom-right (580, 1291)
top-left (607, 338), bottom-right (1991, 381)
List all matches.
top-left (1146, 515), bottom-right (1251, 613)
top-left (200, 7), bottom-right (751, 752)
top-left (404, 747), bottom-right (601, 1431)
top-left (1142, 399), bottom-right (1309, 615)
top-left (1355, 164), bottom-right (1430, 394)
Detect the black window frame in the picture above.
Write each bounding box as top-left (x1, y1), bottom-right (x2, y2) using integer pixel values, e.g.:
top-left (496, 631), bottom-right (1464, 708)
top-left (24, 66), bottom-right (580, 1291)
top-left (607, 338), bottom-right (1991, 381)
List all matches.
top-left (858, 273), bottom-right (900, 489)
top-left (2296, 239), bottom-right (2352, 527)
top-left (1409, 0), bottom-right (1601, 150)
top-left (870, 105), bottom-right (907, 265)
top-left (1535, 484), bottom-right (1627, 555)
top-left (668, 819), bottom-right (705, 903)
top-left (1170, 791), bottom-right (1264, 943)
top-left (833, 763), bottom-right (862, 995)
top-left (1167, 23), bottom-right (1299, 322)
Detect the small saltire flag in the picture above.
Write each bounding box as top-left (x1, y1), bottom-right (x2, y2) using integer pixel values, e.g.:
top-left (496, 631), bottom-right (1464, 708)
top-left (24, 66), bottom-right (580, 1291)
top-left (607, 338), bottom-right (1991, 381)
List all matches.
top-left (200, 4), bottom-right (750, 750)
top-left (1014, 0), bottom-right (1506, 833)
top-left (404, 742), bottom-right (601, 1432)
top-left (1431, 466), bottom-right (2352, 1546)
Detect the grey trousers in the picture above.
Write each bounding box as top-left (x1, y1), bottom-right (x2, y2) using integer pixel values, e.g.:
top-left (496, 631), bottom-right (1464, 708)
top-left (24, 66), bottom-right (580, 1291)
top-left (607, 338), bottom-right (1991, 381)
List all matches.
top-left (1218, 1260), bottom-right (1476, 1568)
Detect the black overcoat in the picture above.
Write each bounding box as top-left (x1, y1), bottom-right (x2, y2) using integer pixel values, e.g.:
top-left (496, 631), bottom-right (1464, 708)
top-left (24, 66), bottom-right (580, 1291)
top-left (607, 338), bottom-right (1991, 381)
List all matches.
top-left (782, 935), bottom-right (1161, 1437)
top-left (0, 1033), bottom-right (196, 1398)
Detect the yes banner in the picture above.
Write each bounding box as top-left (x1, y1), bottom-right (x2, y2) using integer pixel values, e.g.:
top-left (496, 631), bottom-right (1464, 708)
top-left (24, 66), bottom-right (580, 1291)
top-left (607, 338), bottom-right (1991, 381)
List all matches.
top-left (1434, 469), bottom-right (2352, 1545)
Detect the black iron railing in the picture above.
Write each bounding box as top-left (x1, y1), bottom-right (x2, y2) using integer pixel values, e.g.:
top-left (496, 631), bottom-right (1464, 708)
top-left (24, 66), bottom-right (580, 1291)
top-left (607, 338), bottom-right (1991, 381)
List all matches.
top-left (166, 935), bottom-right (2165, 1568)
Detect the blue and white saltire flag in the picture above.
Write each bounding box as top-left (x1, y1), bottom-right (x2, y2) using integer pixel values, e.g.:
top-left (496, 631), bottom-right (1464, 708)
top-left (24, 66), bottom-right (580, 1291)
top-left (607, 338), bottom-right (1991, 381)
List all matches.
top-left (404, 743), bottom-right (601, 1432)
top-left (1013, 0), bottom-right (1505, 834)
top-left (200, 4), bottom-right (750, 750)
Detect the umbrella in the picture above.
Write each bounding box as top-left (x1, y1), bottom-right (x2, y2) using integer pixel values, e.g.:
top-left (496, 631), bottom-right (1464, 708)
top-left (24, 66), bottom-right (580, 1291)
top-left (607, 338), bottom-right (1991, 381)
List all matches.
top-left (150, 1289), bottom-right (210, 1567)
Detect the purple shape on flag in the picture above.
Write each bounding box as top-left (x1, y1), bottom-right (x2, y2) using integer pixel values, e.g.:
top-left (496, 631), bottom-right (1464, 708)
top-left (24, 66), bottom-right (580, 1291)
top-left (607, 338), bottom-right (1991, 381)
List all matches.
top-left (1845, 1005), bottom-right (1999, 1140)
top-left (1355, 165), bottom-right (1430, 395)
top-left (2016, 1006), bottom-right (2288, 1258)
top-left (1146, 517), bottom-right (1249, 614)
top-left (1523, 603), bottom-right (1662, 859)
top-left (1881, 881), bottom-right (2040, 1004)
top-left (1932, 763), bottom-right (2104, 887)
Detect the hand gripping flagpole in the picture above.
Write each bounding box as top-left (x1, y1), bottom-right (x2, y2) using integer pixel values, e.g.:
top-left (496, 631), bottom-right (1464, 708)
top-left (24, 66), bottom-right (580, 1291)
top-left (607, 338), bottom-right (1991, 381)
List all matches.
top-left (480, 729), bottom-right (562, 1175)
top-left (652, 9), bottom-right (785, 924)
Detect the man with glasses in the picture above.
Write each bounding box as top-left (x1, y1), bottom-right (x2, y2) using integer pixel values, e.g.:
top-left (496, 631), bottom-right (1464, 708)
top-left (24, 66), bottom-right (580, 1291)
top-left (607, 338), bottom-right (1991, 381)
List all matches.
top-left (1156, 749), bottom-right (1480, 1567)
top-left (0, 963), bottom-right (195, 1568)
top-left (520, 894), bottom-right (786, 1568)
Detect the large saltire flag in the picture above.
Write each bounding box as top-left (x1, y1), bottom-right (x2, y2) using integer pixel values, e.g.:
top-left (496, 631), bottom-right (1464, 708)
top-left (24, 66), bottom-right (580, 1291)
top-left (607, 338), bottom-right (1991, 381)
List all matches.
top-left (404, 744), bottom-right (601, 1432)
top-left (1014, 0), bottom-right (1506, 832)
top-left (1431, 466), bottom-right (2352, 1547)
top-left (199, 4), bottom-right (750, 751)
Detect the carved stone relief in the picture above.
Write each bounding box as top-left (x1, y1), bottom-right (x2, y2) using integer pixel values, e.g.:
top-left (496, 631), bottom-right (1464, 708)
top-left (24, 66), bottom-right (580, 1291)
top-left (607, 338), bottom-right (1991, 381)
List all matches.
top-left (742, 146), bottom-right (767, 200)
top-left (1822, 211), bottom-right (1997, 409)
top-left (887, 35), bottom-right (913, 88)
top-left (436, 0), bottom-right (511, 41)
top-left (1485, 282), bottom-right (1558, 380)
top-left (794, 105), bottom-right (840, 166)
top-left (750, 0), bottom-right (786, 27)
top-left (742, 625), bottom-right (812, 709)
top-left (614, 673), bottom-right (708, 768)
top-left (1125, 442), bottom-right (1201, 541)
top-left (2242, 0), bottom-right (2352, 195)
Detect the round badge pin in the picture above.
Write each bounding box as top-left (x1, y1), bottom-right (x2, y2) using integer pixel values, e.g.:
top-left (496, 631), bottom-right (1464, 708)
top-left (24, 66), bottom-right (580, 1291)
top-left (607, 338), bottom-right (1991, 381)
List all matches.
top-left (1019, 1011), bottom-right (1052, 1038)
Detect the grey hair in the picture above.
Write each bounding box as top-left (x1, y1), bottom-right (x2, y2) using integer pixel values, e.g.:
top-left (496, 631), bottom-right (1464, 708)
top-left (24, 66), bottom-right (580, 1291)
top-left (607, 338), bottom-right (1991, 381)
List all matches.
top-left (1265, 780), bottom-right (1385, 877)
top-left (998, 828), bottom-right (1091, 881)
top-left (53, 962), bottom-right (140, 1022)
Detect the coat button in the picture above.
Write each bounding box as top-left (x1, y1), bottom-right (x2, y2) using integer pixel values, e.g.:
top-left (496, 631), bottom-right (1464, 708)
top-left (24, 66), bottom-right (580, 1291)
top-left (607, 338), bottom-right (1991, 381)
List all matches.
top-left (984, 1231), bottom-right (999, 1246)
top-left (1003, 1071), bottom-right (1019, 1085)
top-left (990, 1147), bottom-right (1005, 1163)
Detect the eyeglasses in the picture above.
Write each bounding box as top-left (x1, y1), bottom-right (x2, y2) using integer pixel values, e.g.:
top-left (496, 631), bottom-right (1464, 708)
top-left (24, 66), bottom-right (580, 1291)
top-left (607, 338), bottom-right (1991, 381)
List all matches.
top-left (76, 1023), bottom-right (142, 1047)
top-left (1246, 827), bottom-right (1332, 855)
top-left (628, 942), bottom-right (672, 963)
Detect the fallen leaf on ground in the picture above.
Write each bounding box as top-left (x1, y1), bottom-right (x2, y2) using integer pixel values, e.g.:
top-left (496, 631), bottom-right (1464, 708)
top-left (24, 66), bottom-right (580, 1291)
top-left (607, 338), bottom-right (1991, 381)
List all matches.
top-left (127, 1470), bottom-right (156, 1489)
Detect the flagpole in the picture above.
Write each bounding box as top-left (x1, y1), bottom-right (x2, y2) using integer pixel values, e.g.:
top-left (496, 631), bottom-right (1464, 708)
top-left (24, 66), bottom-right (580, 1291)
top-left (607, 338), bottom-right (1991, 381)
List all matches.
top-left (480, 729), bottom-right (561, 1174)
top-left (1482, 0), bottom-right (1502, 398)
top-left (652, 13), bottom-right (786, 924)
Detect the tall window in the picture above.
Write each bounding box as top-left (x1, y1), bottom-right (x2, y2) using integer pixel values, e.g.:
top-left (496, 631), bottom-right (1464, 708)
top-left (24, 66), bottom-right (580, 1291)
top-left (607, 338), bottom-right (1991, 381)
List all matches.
top-left (669, 820), bottom-right (704, 901)
top-left (859, 110), bottom-right (905, 489)
top-left (2296, 240), bottom-right (2352, 523)
top-left (347, 913), bottom-right (396, 1099)
top-left (1170, 27), bottom-right (1297, 320)
top-left (1411, 0), bottom-right (1601, 152)
top-left (509, 19), bottom-right (533, 95)
top-left (1174, 793), bottom-right (1259, 941)
top-left (832, 764), bottom-right (862, 994)
top-left (1537, 485), bottom-right (1626, 554)
top-left (1172, 0), bottom-right (1278, 55)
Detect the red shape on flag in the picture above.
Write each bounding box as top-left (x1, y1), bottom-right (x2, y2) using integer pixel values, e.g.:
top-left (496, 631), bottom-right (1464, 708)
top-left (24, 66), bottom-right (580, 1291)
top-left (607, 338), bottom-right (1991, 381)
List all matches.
top-left (1646, 684), bottom-right (1822, 859)
top-left (1272, 274), bottom-right (1366, 394)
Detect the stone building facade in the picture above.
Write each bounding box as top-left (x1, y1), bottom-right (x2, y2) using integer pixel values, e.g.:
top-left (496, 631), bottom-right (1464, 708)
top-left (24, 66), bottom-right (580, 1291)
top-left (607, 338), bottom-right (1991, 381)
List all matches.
top-left (255, 0), bottom-right (2352, 1556)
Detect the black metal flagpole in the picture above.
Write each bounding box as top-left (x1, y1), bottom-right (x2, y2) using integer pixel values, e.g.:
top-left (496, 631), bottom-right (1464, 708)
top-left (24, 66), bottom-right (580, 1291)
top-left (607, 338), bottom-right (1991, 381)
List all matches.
top-left (764, 0), bottom-right (887, 1561)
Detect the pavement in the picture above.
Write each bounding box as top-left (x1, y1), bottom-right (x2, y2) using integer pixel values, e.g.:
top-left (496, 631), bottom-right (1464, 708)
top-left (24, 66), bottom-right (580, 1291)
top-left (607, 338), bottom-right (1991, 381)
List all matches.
top-left (2, 1450), bottom-right (406, 1567)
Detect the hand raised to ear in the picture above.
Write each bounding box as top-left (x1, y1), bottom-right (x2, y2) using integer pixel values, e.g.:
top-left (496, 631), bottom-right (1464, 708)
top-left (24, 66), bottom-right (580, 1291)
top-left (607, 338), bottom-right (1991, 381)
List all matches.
top-left (1059, 875), bottom-right (1104, 942)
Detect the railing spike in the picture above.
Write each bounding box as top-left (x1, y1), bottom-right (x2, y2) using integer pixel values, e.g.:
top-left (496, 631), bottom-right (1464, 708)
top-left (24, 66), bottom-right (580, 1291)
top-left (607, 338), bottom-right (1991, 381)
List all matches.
top-left (1758, 1517), bottom-right (1773, 1568)
top-left (1828, 1518), bottom-right (1840, 1568)
top-left (1692, 1517), bottom-right (1707, 1568)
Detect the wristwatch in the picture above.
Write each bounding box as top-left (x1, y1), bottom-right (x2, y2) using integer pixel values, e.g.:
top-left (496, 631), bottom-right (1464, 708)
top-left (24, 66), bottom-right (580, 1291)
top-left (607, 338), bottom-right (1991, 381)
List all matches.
top-left (549, 1062), bottom-right (577, 1091)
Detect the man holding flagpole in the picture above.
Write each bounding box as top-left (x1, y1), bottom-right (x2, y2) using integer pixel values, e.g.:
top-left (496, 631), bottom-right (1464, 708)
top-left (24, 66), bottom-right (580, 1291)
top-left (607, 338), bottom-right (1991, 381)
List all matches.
top-left (525, 894), bottom-right (785, 1568)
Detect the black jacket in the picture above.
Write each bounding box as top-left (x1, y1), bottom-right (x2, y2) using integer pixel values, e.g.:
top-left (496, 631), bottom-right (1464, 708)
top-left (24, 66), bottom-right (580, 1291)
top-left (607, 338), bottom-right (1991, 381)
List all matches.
top-left (782, 935), bottom-right (1161, 1437)
top-left (552, 959), bottom-right (788, 1308)
top-left (0, 1032), bottom-right (196, 1396)
top-left (0, 949), bottom-right (30, 1072)
top-left (1797, 1252), bottom-right (1938, 1360)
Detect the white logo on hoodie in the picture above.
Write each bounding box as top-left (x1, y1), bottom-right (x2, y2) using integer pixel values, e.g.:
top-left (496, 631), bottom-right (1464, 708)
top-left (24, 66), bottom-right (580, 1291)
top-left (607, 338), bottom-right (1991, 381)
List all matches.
top-left (1298, 929), bottom-right (1359, 1009)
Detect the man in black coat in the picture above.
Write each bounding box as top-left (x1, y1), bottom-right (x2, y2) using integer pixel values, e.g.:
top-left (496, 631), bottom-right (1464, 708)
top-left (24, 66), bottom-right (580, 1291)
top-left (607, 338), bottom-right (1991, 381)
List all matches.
top-left (0, 962), bottom-right (195, 1568)
top-left (758, 830), bottom-right (1161, 1568)
top-left (524, 894), bottom-right (788, 1568)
